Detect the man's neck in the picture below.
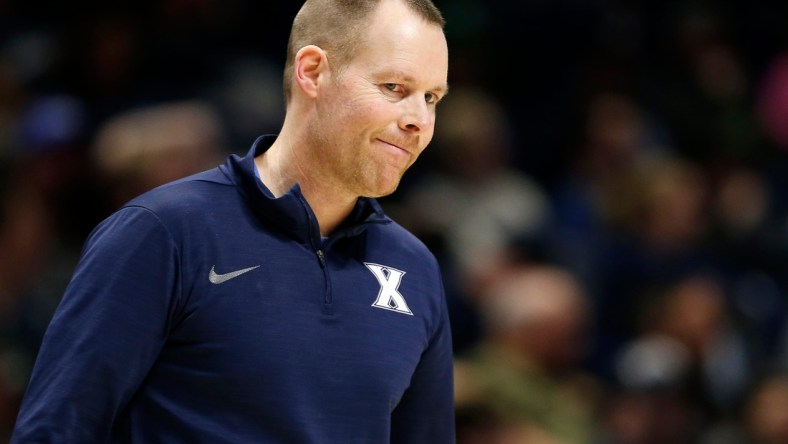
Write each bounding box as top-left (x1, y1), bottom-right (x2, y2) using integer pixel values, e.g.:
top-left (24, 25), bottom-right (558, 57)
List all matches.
top-left (254, 137), bottom-right (358, 237)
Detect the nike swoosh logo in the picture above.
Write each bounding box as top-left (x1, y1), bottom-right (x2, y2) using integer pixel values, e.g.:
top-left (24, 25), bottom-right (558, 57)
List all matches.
top-left (208, 265), bottom-right (260, 284)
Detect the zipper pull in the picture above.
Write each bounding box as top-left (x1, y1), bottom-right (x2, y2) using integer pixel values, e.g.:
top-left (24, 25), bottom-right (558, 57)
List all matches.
top-left (316, 249), bottom-right (326, 268)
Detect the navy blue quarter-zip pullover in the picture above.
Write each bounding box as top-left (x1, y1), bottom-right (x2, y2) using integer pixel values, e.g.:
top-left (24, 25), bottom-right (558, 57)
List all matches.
top-left (11, 135), bottom-right (456, 443)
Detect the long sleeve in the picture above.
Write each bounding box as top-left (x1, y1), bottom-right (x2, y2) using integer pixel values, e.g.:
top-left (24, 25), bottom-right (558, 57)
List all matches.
top-left (390, 277), bottom-right (456, 444)
top-left (11, 206), bottom-right (181, 443)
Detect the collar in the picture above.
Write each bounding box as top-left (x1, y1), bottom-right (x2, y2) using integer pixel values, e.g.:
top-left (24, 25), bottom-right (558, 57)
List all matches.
top-left (222, 134), bottom-right (390, 246)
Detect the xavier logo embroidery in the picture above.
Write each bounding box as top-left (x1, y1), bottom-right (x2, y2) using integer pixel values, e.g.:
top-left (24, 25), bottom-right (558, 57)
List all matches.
top-left (364, 263), bottom-right (413, 315)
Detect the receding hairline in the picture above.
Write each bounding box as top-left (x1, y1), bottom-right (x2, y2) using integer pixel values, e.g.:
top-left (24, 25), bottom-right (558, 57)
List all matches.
top-left (282, 0), bottom-right (446, 104)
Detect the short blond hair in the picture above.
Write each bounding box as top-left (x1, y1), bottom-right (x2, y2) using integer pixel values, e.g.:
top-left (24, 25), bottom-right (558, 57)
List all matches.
top-left (282, 0), bottom-right (445, 104)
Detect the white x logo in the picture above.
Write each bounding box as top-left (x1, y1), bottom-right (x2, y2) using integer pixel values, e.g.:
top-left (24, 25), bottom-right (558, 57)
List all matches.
top-left (364, 263), bottom-right (413, 315)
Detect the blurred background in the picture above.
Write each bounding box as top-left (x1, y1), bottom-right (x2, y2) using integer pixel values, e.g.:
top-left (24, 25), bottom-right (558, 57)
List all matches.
top-left (1, 0), bottom-right (788, 442)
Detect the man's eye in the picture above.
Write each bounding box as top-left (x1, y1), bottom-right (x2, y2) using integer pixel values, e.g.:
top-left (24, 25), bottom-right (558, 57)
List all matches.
top-left (425, 92), bottom-right (437, 104)
top-left (384, 83), bottom-right (399, 92)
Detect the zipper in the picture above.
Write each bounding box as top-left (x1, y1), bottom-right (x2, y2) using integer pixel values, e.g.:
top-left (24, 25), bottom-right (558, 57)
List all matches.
top-left (296, 194), bottom-right (387, 313)
top-left (297, 194), bottom-right (333, 310)
top-left (315, 247), bottom-right (332, 309)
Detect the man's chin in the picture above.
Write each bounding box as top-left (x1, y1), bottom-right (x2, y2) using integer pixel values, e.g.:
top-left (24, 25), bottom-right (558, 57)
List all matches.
top-left (356, 165), bottom-right (407, 198)
top-left (362, 181), bottom-right (401, 199)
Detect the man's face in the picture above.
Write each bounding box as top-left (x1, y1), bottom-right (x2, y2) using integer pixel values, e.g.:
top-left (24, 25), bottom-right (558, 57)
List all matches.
top-left (312, 0), bottom-right (449, 198)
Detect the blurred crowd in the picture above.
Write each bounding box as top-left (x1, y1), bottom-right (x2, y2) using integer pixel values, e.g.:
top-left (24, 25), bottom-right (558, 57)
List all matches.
top-left (1, 0), bottom-right (788, 442)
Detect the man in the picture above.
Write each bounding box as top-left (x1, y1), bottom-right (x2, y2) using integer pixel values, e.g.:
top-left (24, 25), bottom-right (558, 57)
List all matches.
top-left (453, 264), bottom-right (598, 443)
top-left (11, 0), bottom-right (455, 442)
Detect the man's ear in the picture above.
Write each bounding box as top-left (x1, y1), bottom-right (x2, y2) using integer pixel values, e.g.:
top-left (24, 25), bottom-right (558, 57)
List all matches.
top-left (294, 45), bottom-right (329, 99)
